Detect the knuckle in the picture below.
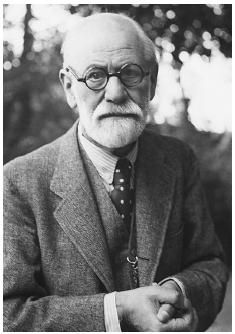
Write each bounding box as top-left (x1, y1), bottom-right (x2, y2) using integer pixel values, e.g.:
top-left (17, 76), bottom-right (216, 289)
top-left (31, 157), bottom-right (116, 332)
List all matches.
top-left (172, 290), bottom-right (180, 302)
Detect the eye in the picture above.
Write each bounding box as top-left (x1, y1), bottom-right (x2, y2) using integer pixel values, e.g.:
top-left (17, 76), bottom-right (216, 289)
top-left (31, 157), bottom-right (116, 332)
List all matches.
top-left (122, 65), bottom-right (142, 78)
top-left (121, 64), bottom-right (143, 86)
top-left (86, 68), bottom-right (106, 82)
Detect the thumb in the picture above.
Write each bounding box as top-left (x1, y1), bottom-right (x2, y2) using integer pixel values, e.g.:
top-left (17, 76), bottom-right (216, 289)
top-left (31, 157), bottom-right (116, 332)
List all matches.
top-left (157, 303), bottom-right (176, 323)
top-left (151, 285), bottom-right (185, 309)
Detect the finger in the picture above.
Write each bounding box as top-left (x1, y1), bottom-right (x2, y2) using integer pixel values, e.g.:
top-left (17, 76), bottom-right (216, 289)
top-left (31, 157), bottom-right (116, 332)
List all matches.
top-left (151, 285), bottom-right (185, 309)
top-left (157, 303), bottom-right (176, 323)
top-left (152, 282), bottom-right (158, 286)
top-left (192, 307), bottom-right (199, 331)
top-left (162, 301), bottom-right (195, 331)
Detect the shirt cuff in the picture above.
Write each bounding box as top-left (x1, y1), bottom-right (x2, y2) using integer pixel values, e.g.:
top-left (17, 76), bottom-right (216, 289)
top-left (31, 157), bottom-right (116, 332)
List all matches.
top-left (158, 276), bottom-right (187, 297)
top-left (104, 292), bottom-right (122, 332)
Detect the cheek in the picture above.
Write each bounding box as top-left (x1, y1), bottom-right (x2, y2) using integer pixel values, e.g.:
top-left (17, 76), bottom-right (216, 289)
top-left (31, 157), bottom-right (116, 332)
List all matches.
top-left (128, 86), bottom-right (150, 107)
top-left (74, 89), bottom-right (101, 115)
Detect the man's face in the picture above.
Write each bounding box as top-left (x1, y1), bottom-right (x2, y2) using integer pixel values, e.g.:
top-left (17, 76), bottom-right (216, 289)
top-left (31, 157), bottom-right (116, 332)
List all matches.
top-left (63, 18), bottom-right (154, 149)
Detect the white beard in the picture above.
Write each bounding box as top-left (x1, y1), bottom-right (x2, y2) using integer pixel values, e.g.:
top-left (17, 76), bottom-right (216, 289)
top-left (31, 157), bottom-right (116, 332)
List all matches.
top-left (79, 99), bottom-right (150, 148)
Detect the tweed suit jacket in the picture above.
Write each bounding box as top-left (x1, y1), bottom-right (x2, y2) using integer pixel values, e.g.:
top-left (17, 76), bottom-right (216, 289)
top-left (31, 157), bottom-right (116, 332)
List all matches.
top-left (4, 121), bottom-right (228, 332)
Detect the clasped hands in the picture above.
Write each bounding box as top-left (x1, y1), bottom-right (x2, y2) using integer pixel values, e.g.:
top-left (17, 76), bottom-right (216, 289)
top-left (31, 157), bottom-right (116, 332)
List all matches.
top-left (116, 281), bottom-right (198, 331)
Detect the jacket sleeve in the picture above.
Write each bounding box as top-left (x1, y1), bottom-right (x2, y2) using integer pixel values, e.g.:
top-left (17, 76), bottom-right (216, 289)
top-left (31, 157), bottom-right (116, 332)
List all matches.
top-left (3, 169), bottom-right (106, 332)
top-left (173, 147), bottom-right (229, 331)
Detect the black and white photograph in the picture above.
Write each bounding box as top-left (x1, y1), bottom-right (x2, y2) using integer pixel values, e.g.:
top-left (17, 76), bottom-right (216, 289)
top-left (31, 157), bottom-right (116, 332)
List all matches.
top-left (3, 4), bottom-right (232, 332)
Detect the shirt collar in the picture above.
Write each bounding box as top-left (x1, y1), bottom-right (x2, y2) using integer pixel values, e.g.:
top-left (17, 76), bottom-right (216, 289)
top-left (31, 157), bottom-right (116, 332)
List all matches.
top-left (78, 123), bottom-right (138, 185)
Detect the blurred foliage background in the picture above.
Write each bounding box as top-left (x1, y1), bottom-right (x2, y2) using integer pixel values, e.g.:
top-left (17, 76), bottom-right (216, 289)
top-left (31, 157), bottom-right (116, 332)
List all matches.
top-left (3, 4), bottom-right (232, 265)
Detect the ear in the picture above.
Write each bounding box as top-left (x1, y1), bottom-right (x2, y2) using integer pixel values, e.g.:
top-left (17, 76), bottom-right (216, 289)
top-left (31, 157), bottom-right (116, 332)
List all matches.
top-left (150, 61), bottom-right (158, 100)
top-left (59, 69), bottom-right (77, 109)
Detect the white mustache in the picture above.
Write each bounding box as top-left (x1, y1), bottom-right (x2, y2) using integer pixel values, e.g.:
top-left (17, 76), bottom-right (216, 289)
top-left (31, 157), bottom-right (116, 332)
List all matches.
top-left (95, 100), bottom-right (144, 119)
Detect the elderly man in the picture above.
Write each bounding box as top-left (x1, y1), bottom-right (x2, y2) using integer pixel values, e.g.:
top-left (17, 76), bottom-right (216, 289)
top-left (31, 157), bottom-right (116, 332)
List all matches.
top-left (4, 13), bottom-right (228, 332)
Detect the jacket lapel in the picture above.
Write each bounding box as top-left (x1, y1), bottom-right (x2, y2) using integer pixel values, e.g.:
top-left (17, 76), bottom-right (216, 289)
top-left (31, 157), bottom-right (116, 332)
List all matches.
top-left (135, 131), bottom-right (176, 287)
top-left (50, 121), bottom-right (114, 292)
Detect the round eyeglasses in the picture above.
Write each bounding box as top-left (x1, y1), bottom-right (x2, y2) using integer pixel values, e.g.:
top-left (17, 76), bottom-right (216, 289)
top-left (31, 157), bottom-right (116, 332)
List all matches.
top-left (65, 63), bottom-right (150, 91)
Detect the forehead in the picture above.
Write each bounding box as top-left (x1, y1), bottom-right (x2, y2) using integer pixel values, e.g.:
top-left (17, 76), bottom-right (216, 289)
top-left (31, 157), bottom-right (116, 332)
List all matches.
top-left (64, 17), bottom-right (146, 71)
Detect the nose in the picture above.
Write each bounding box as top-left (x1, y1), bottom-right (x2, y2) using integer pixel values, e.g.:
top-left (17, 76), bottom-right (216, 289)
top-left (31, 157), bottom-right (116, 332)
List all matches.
top-left (104, 76), bottom-right (127, 104)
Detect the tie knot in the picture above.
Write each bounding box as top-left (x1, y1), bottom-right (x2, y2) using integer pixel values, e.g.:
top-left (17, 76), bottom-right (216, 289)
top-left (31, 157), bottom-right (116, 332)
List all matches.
top-left (113, 158), bottom-right (132, 186)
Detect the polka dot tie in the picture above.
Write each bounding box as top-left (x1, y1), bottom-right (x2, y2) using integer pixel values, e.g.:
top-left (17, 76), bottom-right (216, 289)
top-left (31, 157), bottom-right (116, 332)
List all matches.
top-left (110, 158), bottom-right (134, 230)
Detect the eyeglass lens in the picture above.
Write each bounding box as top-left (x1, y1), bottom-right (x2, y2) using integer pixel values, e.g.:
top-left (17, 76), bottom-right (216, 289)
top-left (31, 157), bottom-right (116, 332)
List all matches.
top-left (85, 64), bottom-right (143, 90)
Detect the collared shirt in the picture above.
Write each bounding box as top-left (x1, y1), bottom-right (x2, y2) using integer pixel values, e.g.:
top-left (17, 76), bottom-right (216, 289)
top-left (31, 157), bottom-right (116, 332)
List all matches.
top-left (78, 123), bottom-right (138, 192)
